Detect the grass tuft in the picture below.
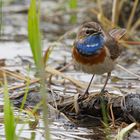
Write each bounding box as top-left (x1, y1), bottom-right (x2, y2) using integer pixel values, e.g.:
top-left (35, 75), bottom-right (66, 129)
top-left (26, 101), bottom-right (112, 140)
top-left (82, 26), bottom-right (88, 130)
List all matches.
top-left (3, 73), bottom-right (16, 140)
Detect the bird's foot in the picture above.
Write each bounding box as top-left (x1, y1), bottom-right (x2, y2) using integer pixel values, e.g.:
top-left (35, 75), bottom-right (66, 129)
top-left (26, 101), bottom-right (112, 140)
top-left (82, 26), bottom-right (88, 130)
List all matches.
top-left (94, 90), bottom-right (108, 109)
top-left (94, 95), bottom-right (102, 109)
top-left (83, 90), bottom-right (89, 98)
top-left (78, 90), bottom-right (89, 100)
top-left (100, 89), bottom-right (108, 94)
top-left (74, 91), bottom-right (89, 114)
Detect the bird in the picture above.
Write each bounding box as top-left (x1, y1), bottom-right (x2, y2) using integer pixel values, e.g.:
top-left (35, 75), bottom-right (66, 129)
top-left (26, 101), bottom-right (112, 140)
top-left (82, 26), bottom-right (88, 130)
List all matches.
top-left (72, 22), bottom-right (126, 97)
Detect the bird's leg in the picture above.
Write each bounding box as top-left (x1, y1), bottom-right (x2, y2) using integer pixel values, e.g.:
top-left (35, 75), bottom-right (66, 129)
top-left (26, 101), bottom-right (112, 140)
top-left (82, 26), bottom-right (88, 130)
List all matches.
top-left (100, 72), bottom-right (111, 94)
top-left (84, 74), bottom-right (95, 96)
top-left (94, 72), bottom-right (111, 109)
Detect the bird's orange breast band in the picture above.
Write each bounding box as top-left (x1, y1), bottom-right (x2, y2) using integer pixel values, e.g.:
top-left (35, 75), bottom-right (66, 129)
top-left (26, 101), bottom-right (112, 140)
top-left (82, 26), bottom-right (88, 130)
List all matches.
top-left (72, 47), bottom-right (106, 65)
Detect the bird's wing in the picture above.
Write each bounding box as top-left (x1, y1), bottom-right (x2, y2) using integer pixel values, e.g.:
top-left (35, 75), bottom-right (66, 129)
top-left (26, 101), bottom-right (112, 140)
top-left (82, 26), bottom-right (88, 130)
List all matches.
top-left (105, 28), bottom-right (126, 60)
top-left (109, 28), bottom-right (126, 40)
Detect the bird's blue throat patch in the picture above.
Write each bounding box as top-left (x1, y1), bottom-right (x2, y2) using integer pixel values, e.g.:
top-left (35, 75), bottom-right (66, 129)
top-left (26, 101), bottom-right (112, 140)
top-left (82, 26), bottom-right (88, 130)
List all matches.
top-left (76, 34), bottom-right (105, 56)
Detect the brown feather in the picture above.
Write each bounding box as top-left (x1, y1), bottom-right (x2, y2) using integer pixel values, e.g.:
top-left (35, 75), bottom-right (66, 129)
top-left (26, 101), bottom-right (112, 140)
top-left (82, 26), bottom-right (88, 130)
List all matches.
top-left (109, 28), bottom-right (126, 40)
top-left (105, 28), bottom-right (126, 60)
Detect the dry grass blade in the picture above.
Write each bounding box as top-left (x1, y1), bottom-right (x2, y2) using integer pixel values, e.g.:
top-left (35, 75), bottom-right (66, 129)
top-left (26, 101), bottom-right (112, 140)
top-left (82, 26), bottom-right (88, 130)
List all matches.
top-left (96, 12), bottom-right (114, 29)
top-left (112, 0), bottom-right (120, 25)
top-left (0, 68), bottom-right (28, 81)
top-left (115, 123), bottom-right (136, 140)
top-left (130, 19), bottom-right (140, 33)
top-left (90, 8), bottom-right (114, 29)
top-left (97, 0), bottom-right (103, 16)
top-left (126, 0), bottom-right (139, 31)
top-left (0, 78), bottom-right (39, 94)
top-left (74, 93), bottom-right (80, 114)
top-left (51, 131), bottom-right (88, 140)
top-left (118, 0), bottom-right (125, 13)
top-left (117, 64), bottom-right (140, 80)
top-left (43, 46), bottom-right (52, 66)
top-left (45, 66), bottom-right (86, 88)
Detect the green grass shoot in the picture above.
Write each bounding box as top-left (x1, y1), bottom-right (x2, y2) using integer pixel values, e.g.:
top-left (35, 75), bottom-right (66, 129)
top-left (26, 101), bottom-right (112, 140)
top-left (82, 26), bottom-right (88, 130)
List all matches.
top-left (20, 70), bottom-right (30, 110)
top-left (69, 0), bottom-right (77, 24)
top-left (4, 73), bottom-right (16, 140)
top-left (28, 0), bottom-right (50, 139)
top-left (28, 0), bottom-right (43, 70)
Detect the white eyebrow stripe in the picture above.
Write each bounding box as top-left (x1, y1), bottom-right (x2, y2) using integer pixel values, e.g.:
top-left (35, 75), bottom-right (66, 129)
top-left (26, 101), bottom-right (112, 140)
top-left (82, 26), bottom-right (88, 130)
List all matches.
top-left (82, 28), bottom-right (96, 32)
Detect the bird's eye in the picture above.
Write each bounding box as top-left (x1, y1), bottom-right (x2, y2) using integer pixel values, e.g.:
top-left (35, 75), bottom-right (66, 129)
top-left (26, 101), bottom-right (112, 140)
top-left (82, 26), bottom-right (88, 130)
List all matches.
top-left (85, 29), bottom-right (96, 35)
top-left (86, 30), bottom-right (90, 35)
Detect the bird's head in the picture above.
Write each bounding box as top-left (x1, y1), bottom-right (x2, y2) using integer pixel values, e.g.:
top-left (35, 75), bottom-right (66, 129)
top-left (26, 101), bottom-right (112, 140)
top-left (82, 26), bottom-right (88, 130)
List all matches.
top-left (74, 22), bottom-right (105, 56)
top-left (77, 22), bottom-right (103, 39)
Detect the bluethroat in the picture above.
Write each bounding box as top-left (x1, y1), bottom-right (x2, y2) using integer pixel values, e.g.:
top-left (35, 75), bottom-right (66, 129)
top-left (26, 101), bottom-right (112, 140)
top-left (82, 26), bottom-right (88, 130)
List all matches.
top-left (72, 22), bottom-right (126, 96)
